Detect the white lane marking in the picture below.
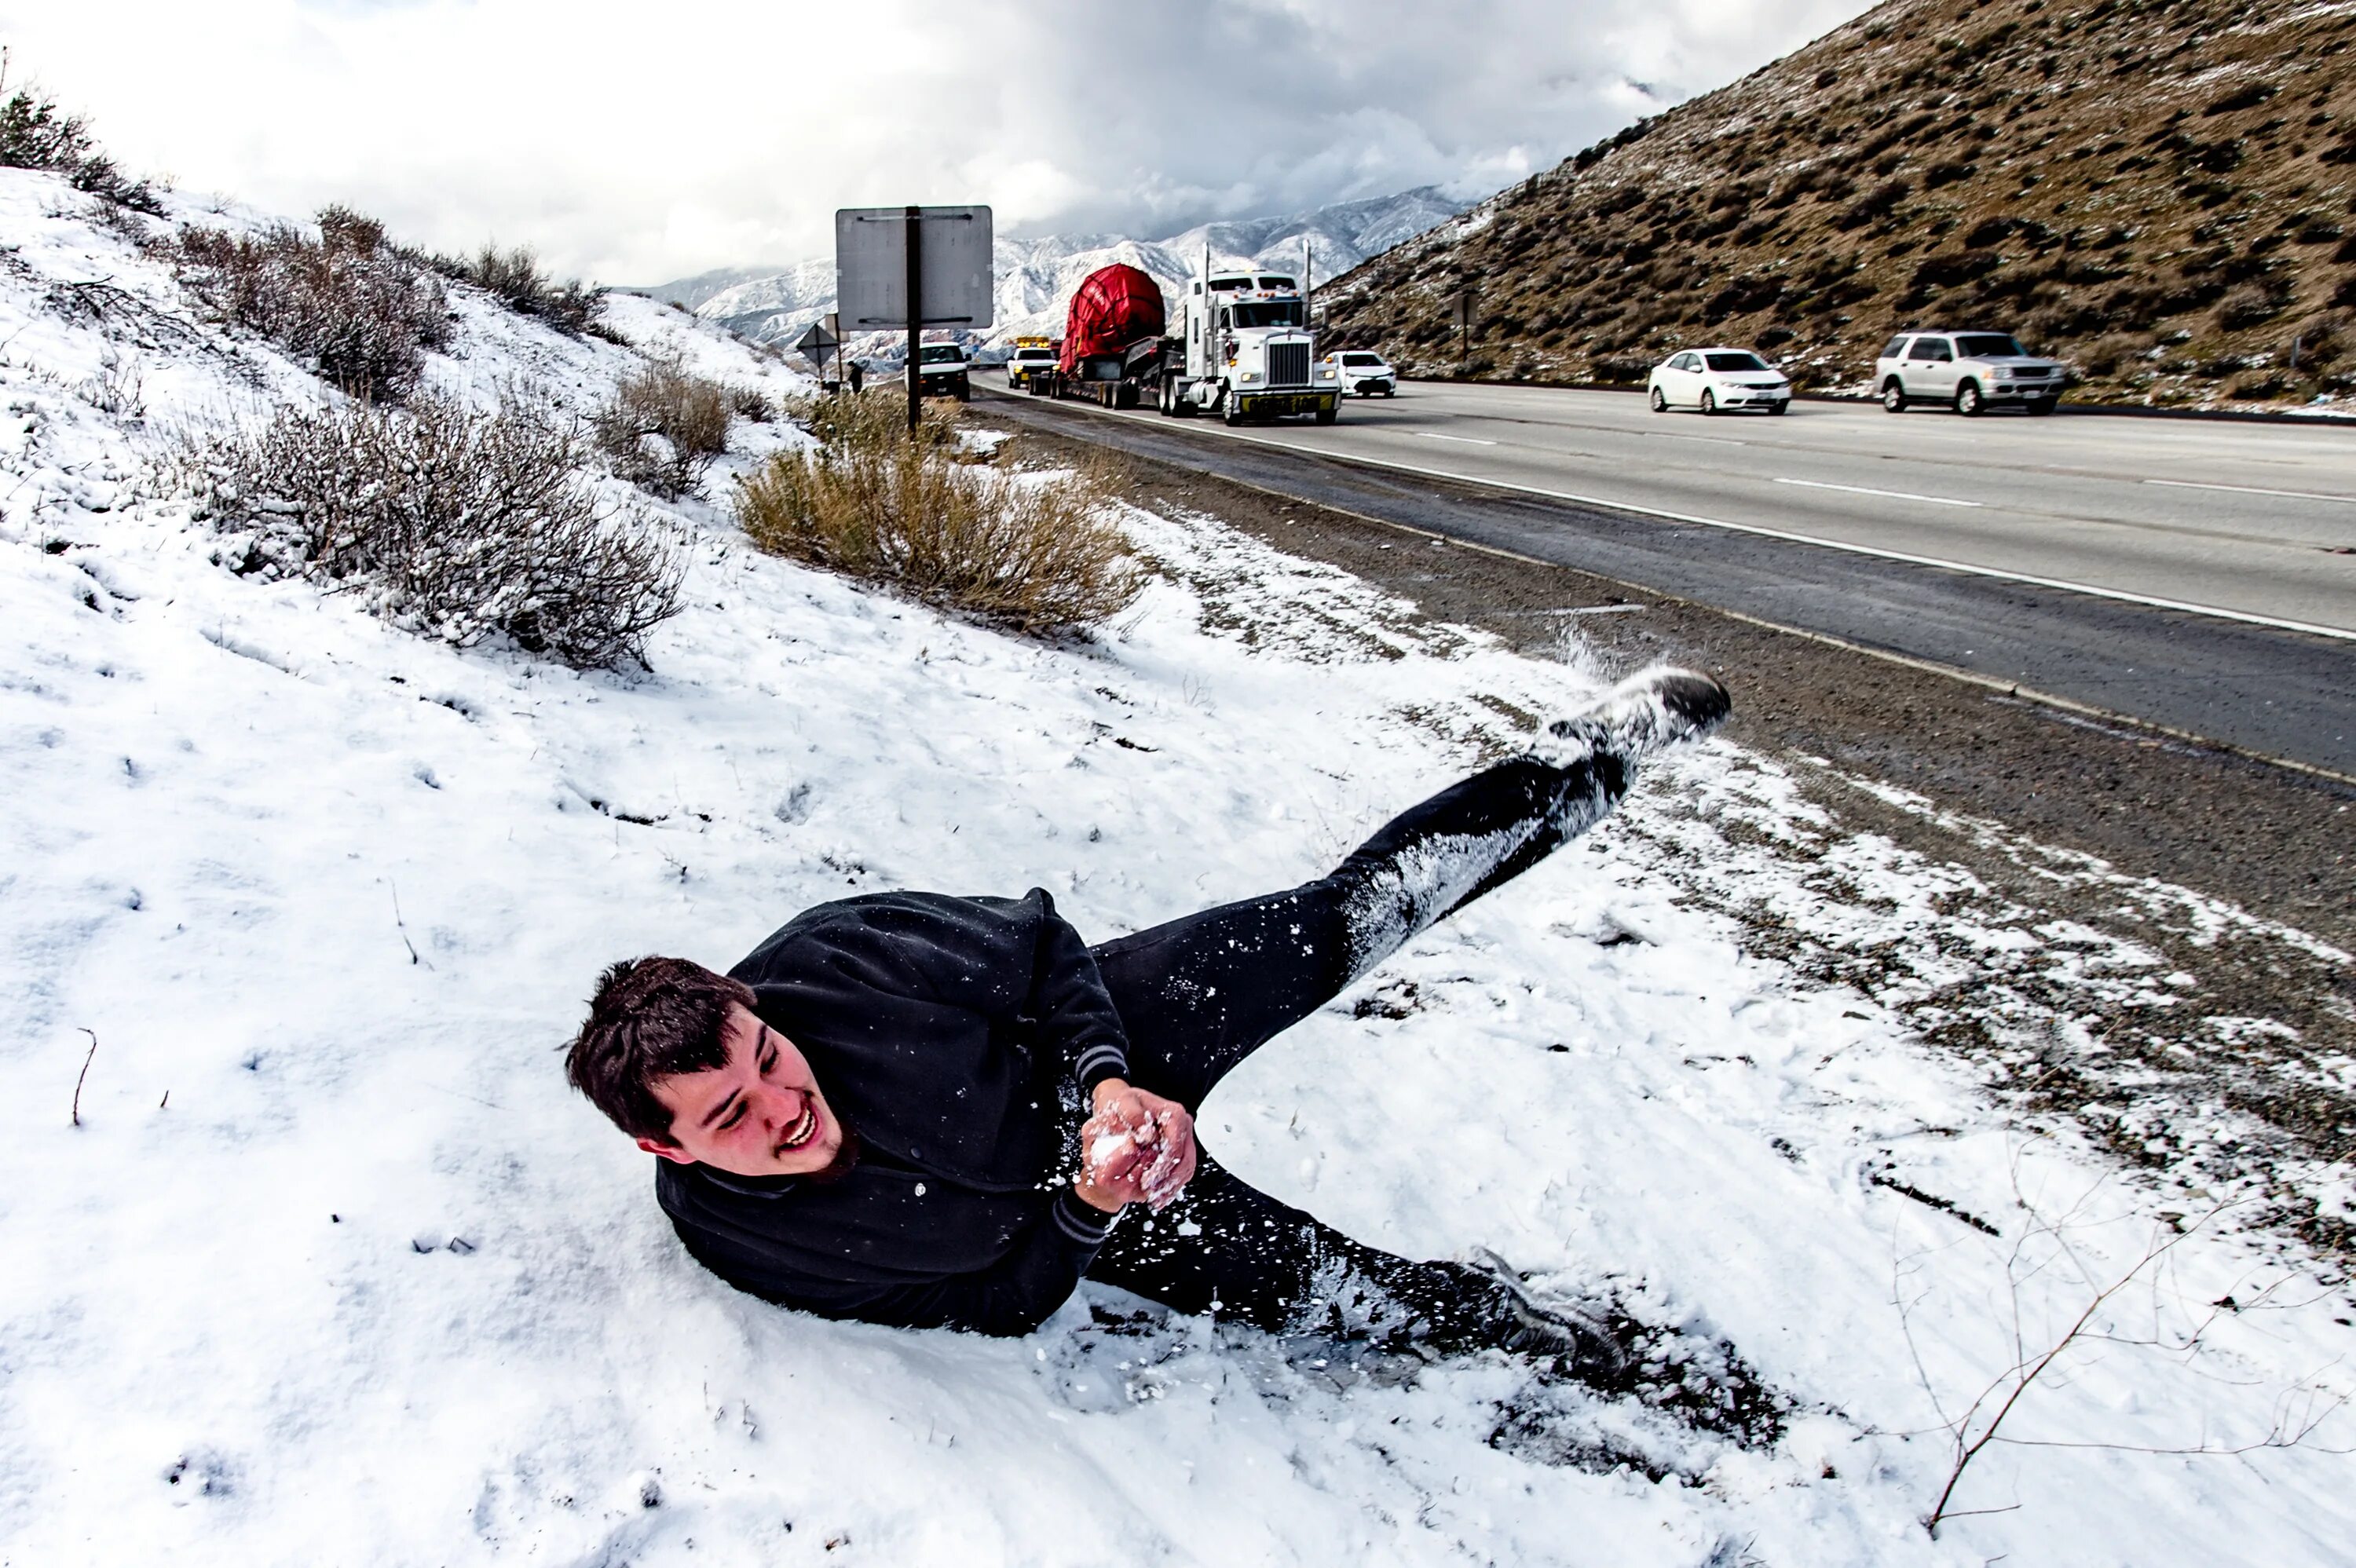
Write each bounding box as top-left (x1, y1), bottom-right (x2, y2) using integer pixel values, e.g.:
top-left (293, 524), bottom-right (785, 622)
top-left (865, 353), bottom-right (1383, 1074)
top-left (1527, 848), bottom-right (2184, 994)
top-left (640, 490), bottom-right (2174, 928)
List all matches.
top-left (1183, 423), bottom-right (2356, 642)
top-left (2145, 478), bottom-right (2356, 506)
top-left (1774, 476), bottom-right (1984, 508)
top-left (1415, 431), bottom-right (1497, 445)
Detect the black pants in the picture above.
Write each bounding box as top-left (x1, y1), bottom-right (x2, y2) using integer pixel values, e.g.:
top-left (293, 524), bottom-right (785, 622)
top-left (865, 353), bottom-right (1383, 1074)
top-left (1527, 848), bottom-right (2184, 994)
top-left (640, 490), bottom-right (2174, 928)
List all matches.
top-left (1081, 751), bottom-right (1630, 1351)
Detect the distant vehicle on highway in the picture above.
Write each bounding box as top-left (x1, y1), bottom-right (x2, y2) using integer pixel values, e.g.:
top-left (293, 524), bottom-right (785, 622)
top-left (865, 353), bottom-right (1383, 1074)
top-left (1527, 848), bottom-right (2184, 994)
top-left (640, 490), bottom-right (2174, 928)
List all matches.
top-left (1004, 337), bottom-right (1058, 392)
top-left (1648, 348), bottom-right (1792, 415)
top-left (914, 342), bottom-right (971, 401)
top-left (1325, 350), bottom-right (1397, 397)
top-left (1876, 331), bottom-right (2063, 416)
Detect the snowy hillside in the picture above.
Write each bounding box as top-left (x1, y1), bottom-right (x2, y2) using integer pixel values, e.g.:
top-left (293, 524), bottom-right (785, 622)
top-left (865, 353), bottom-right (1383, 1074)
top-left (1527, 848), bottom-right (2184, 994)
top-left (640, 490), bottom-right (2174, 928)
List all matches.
top-left (666, 186), bottom-right (1469, 354)
top-left (4, 165), bottom-right (2354, 1567)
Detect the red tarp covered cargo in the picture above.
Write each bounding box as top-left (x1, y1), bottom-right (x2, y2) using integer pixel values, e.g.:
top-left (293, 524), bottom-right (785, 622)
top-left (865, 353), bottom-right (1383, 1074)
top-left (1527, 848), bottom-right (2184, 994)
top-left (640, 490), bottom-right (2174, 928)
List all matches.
top-left (1059, 264), bottom-right (1167, 375)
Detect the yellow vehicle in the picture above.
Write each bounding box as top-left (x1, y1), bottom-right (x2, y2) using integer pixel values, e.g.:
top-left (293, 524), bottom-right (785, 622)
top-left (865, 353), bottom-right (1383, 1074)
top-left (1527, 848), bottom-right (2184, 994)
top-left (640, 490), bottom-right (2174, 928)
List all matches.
top-left (1004, 335), bottom-right (1058, 391)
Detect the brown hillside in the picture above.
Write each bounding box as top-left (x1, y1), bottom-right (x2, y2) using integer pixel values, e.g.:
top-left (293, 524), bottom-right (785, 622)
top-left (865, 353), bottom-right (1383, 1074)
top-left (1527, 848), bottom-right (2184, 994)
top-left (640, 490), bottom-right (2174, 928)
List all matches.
top-left (1320, 0), bottom-right (2356, 409)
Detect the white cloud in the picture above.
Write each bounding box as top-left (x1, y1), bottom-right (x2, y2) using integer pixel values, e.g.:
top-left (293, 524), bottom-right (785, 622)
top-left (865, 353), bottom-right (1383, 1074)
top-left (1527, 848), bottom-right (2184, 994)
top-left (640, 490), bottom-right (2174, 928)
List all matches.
top-left (1, 0), bottom-right (1876, 282)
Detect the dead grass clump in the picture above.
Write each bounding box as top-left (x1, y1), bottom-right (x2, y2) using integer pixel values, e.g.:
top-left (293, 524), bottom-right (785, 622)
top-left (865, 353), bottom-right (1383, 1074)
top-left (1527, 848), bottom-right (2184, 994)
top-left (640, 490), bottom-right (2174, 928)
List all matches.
top-left (178, 391), bottom-right (682, 668)
top-left (726, 384), bottom-right (776, 422)
top-left (735, 438), bottom-right (1140, 636)
top-left (174, 206), bottom-right (452, 401)
top-left (785, 386), bottom-right (963, 458)
top-left (593, 353), bottom-right (732, 499)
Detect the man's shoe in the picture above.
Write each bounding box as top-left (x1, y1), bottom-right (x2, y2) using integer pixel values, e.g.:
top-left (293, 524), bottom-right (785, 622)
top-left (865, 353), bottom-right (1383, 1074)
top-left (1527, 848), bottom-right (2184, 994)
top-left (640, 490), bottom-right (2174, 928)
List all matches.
top-left (1465, 1248), bottom-right (1625, 1371)
top-left (1526, 666), bottom-right (1731, 770)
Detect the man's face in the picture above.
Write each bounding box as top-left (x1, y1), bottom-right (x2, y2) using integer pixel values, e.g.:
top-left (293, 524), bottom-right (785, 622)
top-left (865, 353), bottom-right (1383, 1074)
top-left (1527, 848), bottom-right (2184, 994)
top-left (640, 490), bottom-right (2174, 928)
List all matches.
top-left (638, 1003), bottom-right (846, 1179)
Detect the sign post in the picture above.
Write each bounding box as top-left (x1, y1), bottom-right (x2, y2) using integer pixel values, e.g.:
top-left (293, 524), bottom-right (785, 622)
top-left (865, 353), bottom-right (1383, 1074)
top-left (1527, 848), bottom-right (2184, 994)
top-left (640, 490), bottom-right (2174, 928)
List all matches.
top-left (1450, 288), bottom-right (1479, 374)
top-left (836, 205), bottom-right (994, 433)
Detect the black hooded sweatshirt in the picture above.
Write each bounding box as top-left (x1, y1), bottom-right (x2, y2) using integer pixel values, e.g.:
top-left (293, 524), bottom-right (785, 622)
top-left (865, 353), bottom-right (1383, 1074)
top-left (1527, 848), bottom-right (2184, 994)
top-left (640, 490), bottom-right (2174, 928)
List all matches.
top-left (653, 888), bottom-right (1132, 1336)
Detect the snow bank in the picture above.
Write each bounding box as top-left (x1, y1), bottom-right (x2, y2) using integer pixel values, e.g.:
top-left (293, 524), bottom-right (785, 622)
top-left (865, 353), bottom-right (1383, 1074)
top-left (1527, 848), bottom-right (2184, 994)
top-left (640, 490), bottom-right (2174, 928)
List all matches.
top-left (2, 169), bottom-right (2351, 1566)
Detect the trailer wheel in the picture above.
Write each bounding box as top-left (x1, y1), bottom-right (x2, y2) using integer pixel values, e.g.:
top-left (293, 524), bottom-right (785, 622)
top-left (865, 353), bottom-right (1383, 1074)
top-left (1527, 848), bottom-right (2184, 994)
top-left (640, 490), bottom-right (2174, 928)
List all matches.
top-left (1158, 378), bottom-right (1176, 417)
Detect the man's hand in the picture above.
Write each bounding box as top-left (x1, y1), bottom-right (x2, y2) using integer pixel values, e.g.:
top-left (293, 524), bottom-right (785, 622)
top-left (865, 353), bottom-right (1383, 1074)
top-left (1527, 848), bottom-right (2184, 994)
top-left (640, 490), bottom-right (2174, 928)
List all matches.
top-left (1073, 1078), bottom-right (1198, 1214)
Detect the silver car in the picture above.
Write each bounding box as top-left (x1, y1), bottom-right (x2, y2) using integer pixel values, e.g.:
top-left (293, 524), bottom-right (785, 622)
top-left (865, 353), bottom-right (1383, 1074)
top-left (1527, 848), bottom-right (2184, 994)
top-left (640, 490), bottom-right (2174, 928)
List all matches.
top-left (1875, 331), bottom-right (2064, 416)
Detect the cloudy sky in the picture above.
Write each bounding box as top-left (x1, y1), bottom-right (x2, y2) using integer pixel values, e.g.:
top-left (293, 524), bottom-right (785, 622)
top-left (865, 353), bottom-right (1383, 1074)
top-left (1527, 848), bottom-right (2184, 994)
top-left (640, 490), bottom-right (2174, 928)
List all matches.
top-left (3, 1), bottom-right (1877, 284)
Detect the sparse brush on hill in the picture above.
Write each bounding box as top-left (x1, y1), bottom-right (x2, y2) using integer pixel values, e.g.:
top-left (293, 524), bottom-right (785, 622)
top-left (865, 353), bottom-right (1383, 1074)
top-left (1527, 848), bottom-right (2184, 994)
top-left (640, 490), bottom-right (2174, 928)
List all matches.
top-left (1321, 0), bottom-right (2356, 408)
top-left (176, 391), bottom-right (684, 669)
top-left (173, 206), bottom-right (452, 402)
top-left (592, 353), bottom-right (733, 499)
top-left (426, 243), bottom-right (610, 339)
top-left (737, 393), bottom-right (1140, 636)
top-left (0, 61), bottom-right (163, 214)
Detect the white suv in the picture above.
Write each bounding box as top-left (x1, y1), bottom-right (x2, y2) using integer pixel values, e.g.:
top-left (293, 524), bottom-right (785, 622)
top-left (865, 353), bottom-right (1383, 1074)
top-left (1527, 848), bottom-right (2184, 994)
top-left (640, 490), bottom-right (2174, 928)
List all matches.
top-left (1326, 350), bottom-right (1396, 397)
top-left (1876, 331), bottom-right (2064, 416)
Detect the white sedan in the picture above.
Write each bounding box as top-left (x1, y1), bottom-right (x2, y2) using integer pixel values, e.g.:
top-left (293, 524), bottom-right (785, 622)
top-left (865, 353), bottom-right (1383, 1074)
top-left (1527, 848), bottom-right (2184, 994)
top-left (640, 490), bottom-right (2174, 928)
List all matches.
top-left (1648, 348), bottom-right (1791, 415)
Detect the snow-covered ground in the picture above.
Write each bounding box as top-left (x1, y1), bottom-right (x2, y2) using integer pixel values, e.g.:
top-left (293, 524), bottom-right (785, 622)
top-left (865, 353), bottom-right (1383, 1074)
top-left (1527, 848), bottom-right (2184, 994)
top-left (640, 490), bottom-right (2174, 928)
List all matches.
top-left (2, 167), bottom-right (2352, 1566)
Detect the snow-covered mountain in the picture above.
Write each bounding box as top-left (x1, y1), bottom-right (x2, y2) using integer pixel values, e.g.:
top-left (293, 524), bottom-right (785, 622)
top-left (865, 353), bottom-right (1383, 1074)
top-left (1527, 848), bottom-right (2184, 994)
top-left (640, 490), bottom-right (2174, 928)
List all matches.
top-left (656, 186), bottom-right (1472, 354)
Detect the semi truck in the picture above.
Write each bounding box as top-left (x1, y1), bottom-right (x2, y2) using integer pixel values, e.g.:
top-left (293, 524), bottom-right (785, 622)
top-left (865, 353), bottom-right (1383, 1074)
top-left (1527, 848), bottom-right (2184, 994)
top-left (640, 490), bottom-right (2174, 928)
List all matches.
top-left (1034, 259), bottom-right (1340, 425)
top-left (1169, 262), bottom-right (1340, 426)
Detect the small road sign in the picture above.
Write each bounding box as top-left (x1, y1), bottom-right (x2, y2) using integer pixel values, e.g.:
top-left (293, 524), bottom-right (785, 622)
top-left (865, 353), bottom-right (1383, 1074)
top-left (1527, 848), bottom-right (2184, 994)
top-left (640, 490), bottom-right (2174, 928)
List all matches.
top-left (793, 319), bottom-right (839, 374)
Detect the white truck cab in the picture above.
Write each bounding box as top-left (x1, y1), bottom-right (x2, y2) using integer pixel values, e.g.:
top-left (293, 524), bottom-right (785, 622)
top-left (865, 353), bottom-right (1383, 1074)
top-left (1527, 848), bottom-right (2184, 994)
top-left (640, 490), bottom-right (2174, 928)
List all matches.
top-left (1169, 269), bottom-right (1340, 425)
top-left (913, 342), bottom-right (971, 401)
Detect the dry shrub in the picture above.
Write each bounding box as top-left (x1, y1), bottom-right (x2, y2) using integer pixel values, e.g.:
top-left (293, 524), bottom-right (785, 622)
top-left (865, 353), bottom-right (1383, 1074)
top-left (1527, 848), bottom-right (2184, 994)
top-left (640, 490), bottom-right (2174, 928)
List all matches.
top-left (726, 384), bottom-right (776, 422)
top-left (174, 206), bottom-right (452, 401)
top-left (0, 74), bottom-right (162, 212)
top-left (594, 353), bottom-right (732, 499)
top-left (735, 433), bottom-right (1140, 636)
top-left (785, 385), bottom-right (962, 457)
top-left (177, 391), bottom-right (682, 668)
top-left (434, 243), bottom-right (605, 337)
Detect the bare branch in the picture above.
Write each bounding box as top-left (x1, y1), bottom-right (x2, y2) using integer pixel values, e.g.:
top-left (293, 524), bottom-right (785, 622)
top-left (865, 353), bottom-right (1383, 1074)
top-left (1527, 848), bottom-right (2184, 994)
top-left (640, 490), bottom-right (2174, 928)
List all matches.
top-left (71, 1027), bottom-right (97, 1126)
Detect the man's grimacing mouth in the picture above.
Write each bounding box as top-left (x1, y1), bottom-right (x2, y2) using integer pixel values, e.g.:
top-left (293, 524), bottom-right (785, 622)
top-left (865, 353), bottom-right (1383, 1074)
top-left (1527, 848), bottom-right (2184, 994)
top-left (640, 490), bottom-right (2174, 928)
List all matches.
top-left (774, 1102), bottom-right (819, 1156)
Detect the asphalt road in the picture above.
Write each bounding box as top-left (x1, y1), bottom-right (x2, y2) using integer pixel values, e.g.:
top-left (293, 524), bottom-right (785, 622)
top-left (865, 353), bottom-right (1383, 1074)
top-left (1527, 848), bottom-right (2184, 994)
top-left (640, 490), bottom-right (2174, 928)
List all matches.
top-left (974, 381), bottom-right (2356, 777)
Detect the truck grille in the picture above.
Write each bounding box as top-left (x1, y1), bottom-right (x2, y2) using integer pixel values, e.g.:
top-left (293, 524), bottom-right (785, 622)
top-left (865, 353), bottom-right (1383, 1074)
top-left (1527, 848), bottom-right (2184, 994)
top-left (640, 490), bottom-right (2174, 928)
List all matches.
top-left (1269, 342), bottom-right (1310, 387)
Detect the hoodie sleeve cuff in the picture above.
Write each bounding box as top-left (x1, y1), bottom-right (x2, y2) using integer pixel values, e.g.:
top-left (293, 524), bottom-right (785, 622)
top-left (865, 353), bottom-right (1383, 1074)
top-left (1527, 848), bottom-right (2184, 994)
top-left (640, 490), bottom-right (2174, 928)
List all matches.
top-left (1072, 1039), bottom-right (1130, 1097)
top-left (1051, 1186), bottom-right (1121, 1247)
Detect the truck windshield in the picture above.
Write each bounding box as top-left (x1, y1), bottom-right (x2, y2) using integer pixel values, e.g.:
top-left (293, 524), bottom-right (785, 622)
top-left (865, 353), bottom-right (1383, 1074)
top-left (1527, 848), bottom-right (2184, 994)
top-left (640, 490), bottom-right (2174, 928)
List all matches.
top-left (920, 345), bottom-right (964, 364)
top-left (1014, 349), bottom-right (1053, 360)
top-left (1954, 334), bottom-right (2028, 358)
top-left (1704, 352), bottom-right (1771, 371)
top-left (1257, 276), bottom-right (1295, 291)
top-left (1231, 301), bottom-right (1305, 329)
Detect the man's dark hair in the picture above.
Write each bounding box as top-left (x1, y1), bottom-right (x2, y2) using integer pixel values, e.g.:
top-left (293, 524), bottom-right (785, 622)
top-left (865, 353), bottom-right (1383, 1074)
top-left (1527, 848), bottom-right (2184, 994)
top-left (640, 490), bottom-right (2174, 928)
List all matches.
top-left (565, 956), bottom-right (755, 1144)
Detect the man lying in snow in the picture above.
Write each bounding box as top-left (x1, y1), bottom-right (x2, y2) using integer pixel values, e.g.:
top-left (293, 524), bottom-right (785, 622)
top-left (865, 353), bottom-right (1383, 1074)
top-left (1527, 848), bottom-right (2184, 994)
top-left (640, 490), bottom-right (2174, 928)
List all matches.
top-left (565, 667), bottom-right (1729, 1358)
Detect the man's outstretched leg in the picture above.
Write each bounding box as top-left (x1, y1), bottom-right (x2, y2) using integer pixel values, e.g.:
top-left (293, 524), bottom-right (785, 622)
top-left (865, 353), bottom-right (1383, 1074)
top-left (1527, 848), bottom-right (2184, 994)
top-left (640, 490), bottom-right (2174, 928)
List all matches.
top-left (1090, 665), bottom-right (1731, 1106)
top-left (1081, 667), bottom-right (1726, 1351)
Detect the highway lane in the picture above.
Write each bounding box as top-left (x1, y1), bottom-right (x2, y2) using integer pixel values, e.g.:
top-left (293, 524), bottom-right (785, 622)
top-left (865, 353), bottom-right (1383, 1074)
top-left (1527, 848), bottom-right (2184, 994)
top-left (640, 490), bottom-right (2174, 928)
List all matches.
top-left (1170, 382), bottom-right (2356, 638)
top-left (974, 382), bottom-right (2356, 777)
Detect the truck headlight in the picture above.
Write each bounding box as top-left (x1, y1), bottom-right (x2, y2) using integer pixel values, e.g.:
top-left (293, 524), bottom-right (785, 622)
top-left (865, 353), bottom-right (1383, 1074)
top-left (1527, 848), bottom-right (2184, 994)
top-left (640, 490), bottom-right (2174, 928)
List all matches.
top-left (1239, 371), bottom-right (1264, 384)
top-left (1315, 367), bottom-right (1337, 379)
